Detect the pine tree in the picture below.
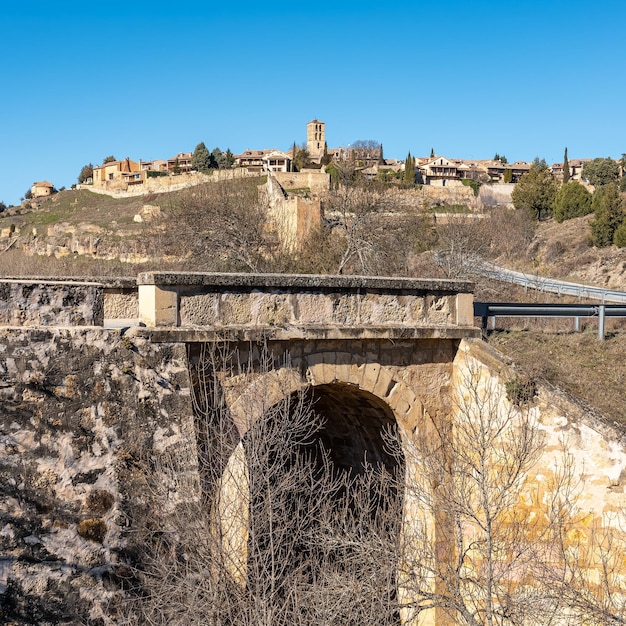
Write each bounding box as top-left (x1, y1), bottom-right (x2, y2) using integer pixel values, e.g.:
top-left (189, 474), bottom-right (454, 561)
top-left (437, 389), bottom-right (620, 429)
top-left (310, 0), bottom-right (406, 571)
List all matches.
top-left (563, 147), bottom-right (570, 183)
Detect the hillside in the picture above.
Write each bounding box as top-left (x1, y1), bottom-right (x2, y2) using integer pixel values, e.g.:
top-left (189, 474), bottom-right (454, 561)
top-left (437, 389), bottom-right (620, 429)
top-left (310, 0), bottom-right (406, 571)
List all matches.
top-left (1, 184), bottom-right (626, 425)
top-left (498, 213), bottom-right (626, 291)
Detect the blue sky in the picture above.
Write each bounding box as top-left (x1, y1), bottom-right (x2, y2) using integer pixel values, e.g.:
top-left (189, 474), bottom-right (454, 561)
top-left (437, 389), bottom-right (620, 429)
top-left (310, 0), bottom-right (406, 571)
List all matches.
top-left (1, 0), bottom-right (624, 205)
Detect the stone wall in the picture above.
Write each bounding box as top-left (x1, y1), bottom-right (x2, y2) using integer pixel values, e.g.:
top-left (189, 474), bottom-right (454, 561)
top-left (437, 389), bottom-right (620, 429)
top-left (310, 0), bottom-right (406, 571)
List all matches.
top-left (0, 280), bottom-right (104, 326)
top-left (452, 338), bottom-right (626, 608)
top-left (274, 170), bottom-right (330, 196)
top-left (78, 168), bottom-right (258, 199)
top-left (0, 327), bottom-right (193, 624)
top-left (478, 182), bottom-right (514, 208)
top-left (136, 272), bottom-right (476, 330)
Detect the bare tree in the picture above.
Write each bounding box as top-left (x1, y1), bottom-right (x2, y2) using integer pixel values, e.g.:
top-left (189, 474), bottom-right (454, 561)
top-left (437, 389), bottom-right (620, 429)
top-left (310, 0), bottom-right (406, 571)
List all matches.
top-left (314, 167), bottom-right (428, 276)
top-left (118, 342), bottom-right (403, 625)
top-left (391, 362), bottom-right (578, 625)
top-left (545, 509), bottom-right (626, 624)
top-left (434, 215), bottom-right (491, 279)
top-left (163, 177), bottom-right (283, 272)
top-left (116, 342), bottom-right (626, 626)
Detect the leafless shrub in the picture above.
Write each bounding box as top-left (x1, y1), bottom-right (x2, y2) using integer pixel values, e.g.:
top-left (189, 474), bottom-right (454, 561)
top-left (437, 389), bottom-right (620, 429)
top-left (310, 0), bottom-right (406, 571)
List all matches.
top-left (160, 177), bottom-right (291, 273)
top-left (119, 342), bottom-right (403, 625)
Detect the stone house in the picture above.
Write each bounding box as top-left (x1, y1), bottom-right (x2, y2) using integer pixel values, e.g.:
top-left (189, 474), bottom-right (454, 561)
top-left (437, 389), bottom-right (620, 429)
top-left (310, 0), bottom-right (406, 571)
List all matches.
top-left (418, 156), bottom-right (470, 186)
top-left (263, 150), bottom-right (292, 173)
top-left (139, 159), bottom-right (168, 172)
top-left (234, 149), bottom-right (292, 172)
top-left (550, 158), bottom-right (591, 182)
top-left (30, 181), bottom-right (55, 197)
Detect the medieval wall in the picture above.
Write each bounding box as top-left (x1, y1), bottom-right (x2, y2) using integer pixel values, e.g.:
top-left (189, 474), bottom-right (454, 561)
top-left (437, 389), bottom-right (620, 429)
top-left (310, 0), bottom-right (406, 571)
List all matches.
top-left (78, 168), bottom-right (257, 199)
top-left (274, 170), bottom-right (330, 196)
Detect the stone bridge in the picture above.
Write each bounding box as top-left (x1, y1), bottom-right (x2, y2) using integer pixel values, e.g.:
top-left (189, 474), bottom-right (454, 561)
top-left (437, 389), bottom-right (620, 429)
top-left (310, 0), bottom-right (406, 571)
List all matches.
top-left (1, 273), bottom-right (625, 625)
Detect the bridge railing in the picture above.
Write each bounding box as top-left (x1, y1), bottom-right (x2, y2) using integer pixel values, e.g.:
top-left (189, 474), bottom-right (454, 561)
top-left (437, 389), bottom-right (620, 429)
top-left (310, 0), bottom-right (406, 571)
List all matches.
top-left (474, 301), bottom-right (626, 340)
top-left (137, 272), bottom-right (478, 337)
top-left (477, 262), bottom-right (626, 304)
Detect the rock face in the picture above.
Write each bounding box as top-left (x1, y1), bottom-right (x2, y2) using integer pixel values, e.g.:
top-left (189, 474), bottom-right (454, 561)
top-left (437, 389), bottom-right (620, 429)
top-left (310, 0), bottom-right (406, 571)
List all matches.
top-left (0, 328), bottom-right (192, 625)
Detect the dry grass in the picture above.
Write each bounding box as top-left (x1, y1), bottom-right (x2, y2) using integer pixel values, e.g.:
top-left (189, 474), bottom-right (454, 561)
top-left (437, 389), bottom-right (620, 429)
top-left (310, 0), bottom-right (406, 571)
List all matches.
top-left (474, 274), bottom-right (626, 426)
top-left (488, 327), bottom-right (626, 426)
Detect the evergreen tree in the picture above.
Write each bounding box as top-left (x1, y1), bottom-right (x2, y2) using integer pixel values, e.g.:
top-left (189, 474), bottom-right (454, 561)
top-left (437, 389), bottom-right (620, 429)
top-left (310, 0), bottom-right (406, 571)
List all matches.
top-left (224, 148), bottom-right (235, 168)
top-left (590, 183), bottom-right (625, 246)
top-left (191, 142), bottom-right (213, 172)
top-left (378, 144), bottom-right (384, 165)
top-left (563, 147), bottom-right (570, 183)
top-left (210, 147), bottom-right (223, 169)
top-left (511, 158), bottom-right (559, 220)
top-left (583, 157), bottom-right (620, 187)
top-left (430, 148), bottom-right (435, 159)
top-left (404, 151), bottom-right (416, 184)
top-left (321, 142), bottom-right (332, 166)
top-left (553, 181), bottom-right (592, 222)
top-left (77, 163), bottom-right (94, 183)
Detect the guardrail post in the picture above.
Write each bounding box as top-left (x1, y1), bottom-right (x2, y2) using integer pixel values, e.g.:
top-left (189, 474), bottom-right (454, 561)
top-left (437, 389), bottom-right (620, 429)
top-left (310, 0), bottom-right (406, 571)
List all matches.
top-left (598, 305), bottom-right (605, 341)
top-left (574, 317), bottom-right (580, 332)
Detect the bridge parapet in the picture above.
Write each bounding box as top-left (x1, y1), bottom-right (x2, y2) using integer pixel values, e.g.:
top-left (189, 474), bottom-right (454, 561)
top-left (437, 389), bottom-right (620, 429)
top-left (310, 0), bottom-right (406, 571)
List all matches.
top-left (137, 272), bottom-right (477, 339)
top-left (0, 278), bottom-right (105, 326)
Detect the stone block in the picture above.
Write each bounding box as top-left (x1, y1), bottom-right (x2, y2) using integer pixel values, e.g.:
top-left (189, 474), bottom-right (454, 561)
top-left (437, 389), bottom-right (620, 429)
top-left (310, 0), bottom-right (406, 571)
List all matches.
top-left (139, 285), bottom-right (178, 326)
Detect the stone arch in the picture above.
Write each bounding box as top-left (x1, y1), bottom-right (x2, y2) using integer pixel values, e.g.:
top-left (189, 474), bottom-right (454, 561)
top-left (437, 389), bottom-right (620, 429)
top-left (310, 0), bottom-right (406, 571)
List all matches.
top-left (215, 347), bottom-right (438, 611)
top-left (227, 350), bottom-right (428, 442)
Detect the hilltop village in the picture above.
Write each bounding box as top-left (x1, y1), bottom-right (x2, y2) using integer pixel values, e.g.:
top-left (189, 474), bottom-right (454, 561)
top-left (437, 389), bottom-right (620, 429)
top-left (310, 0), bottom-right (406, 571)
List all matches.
top-left (23, 119), bottom-right (622, 202)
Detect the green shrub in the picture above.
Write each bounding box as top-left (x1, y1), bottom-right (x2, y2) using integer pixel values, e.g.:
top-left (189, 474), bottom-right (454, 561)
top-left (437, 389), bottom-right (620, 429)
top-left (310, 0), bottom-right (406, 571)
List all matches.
top-left (553, 181), bottom-right (592, 222)
top-left (614, 221), bottom-right (626, 247)
top-left (505, 376), bottom-right (537, 405)
top-left (461, 178), bottom-right (481, 196)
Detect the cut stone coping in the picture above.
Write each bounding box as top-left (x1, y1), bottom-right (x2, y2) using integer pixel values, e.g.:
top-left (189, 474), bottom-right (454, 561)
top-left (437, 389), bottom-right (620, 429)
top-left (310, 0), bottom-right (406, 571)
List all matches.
top-left (129, 324), bottom-right (480, 343)
top-left (0, 276), bottom-right (136, 289)
top-left (0, 277), bottom-right (105, 287)
top-left (137, 272), bottom-right (474, 294)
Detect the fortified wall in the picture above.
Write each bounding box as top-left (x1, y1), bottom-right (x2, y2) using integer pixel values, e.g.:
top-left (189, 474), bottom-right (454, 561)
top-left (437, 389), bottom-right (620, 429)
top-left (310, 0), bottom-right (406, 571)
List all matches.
top-left (1, 274), bottom-right (625, 625)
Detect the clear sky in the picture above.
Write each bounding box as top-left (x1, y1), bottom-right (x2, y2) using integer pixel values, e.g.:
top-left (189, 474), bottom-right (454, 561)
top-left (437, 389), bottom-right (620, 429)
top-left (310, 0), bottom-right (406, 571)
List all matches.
top-left (1, 0), bottom-right (625, 206)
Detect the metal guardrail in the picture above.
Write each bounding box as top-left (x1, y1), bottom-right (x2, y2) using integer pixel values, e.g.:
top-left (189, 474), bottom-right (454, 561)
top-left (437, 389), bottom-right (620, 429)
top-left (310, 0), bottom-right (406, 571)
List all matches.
top-left (477, 263), bottom-right (626, 304)
top-left (474, 302), bottom-right (626, 340)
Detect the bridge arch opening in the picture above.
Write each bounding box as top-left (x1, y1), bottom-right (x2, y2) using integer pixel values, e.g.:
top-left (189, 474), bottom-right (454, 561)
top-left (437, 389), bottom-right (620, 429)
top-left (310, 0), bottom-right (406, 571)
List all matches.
top-left (305, 382), bottom-right (400, 477)
top-left (241, 381), bottom-right (405, 617)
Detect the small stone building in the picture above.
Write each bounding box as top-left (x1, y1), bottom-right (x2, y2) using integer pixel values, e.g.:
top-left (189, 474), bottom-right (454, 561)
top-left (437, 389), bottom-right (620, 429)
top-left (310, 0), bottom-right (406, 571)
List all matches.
top-left (30, 181), bottom-right (55, 198)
